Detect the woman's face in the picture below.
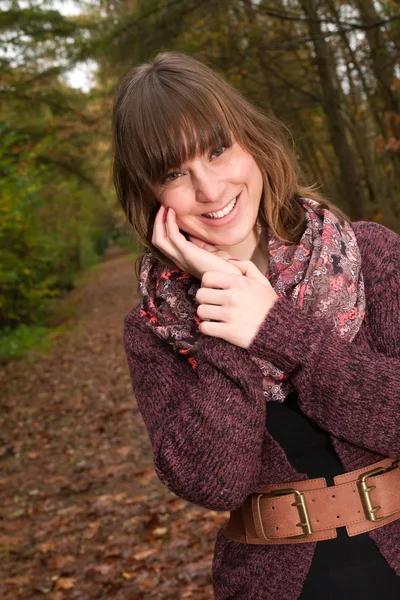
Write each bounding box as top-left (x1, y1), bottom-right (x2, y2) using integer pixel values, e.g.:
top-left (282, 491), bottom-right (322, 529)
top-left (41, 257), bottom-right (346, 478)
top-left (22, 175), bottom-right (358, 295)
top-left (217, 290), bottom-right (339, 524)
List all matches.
top-left (154, 141), bottom-right (263, 249)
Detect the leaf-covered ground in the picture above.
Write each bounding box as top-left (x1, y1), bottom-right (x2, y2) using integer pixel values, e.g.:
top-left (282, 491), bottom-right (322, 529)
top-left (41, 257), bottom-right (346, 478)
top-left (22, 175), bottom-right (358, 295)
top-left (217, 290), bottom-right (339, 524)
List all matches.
top-left (0, 254), bottom-right (228, 599)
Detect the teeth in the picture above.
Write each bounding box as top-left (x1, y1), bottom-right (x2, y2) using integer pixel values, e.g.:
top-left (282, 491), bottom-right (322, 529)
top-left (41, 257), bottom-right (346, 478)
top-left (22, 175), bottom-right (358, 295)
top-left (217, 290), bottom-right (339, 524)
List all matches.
top-left (203, 197), bottom-right (237, 219)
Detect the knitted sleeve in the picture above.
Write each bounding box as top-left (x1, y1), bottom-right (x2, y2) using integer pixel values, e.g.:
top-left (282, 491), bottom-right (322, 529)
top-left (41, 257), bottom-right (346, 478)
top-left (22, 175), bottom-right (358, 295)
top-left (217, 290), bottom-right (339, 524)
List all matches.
top-left (248, 222), bottom-right (400, 459)
top-left (123, 306), bottom-right (267, 512)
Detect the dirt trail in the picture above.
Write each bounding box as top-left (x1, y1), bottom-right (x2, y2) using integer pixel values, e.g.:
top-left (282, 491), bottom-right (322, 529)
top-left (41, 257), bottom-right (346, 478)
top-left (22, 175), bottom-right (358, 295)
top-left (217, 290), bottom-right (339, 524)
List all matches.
top-left (0, 254), bottom-right (224, 600)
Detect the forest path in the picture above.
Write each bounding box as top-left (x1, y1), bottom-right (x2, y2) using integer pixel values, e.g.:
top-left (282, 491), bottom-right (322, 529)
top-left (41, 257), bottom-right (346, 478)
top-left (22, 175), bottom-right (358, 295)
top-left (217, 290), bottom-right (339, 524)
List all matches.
top-left (0, 254), bottom-right (223, 600)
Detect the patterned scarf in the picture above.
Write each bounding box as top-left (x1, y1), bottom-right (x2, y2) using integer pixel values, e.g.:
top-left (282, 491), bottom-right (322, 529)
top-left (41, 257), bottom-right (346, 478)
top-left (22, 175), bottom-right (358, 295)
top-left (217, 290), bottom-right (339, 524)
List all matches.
top-left (138, 197), bottom-right (366, 402)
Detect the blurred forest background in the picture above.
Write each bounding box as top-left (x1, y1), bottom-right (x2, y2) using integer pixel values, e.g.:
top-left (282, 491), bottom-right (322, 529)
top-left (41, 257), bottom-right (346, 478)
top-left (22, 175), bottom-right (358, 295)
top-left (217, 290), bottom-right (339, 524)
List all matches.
top-left (1, 0), bottom-right (399, 359)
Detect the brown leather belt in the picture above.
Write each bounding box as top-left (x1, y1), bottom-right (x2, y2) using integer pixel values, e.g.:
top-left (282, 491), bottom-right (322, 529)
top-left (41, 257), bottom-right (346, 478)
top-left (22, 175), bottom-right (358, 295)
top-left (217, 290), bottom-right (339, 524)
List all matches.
top-left (223, 458), bottom-right (400, 544)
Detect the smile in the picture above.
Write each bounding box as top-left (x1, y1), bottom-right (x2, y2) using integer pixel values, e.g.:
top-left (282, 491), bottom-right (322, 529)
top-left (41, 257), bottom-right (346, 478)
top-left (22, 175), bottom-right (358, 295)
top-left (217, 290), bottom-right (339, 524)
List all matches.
top-left (202, 196), bottom-right (238, 219)
top-left (197, 192), bottom-right (241, 227)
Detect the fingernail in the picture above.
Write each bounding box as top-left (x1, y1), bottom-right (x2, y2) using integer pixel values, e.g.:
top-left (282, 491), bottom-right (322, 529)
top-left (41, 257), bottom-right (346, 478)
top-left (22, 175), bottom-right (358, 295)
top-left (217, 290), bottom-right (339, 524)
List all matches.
top-left (228, 258), bottom-right (240, 261)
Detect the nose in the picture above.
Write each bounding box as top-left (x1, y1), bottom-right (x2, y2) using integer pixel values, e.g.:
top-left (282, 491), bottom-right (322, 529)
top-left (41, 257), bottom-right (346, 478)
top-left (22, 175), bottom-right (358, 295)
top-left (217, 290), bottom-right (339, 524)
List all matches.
top-left (192, 164), bottom-right (225, 205)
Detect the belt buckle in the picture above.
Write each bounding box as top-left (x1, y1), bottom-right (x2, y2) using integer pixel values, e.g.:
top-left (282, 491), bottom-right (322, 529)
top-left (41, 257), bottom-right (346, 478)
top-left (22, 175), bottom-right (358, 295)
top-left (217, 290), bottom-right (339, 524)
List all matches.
top-left (258, 488), bottom-right (313, 538)
top-left (357, 460), bottom-right (399, 522)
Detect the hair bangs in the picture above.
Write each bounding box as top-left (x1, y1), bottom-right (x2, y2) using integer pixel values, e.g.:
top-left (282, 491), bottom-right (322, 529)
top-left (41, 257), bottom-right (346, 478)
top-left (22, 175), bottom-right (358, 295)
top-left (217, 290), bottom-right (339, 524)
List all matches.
top-left (129, 79), bottom-right (233, 187)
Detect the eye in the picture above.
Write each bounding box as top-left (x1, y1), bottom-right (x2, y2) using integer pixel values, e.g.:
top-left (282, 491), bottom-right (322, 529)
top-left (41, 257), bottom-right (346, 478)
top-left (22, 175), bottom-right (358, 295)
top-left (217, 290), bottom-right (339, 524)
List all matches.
top-left (164, 170), bottom-right (182, 183)
top-left (210, 146), bottom-right (226, 159)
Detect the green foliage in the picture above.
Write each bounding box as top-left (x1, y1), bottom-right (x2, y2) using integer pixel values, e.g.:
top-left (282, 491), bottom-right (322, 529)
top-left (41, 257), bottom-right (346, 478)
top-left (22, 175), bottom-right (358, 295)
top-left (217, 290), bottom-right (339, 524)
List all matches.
top-left (0, 125), bottom-right (62, 326)
top-left (0, 323), bottom-right (52, 363)
top-left (0, 2), bottom-right (122, 334)
top-left (0, 118), bottom-right (118, 328)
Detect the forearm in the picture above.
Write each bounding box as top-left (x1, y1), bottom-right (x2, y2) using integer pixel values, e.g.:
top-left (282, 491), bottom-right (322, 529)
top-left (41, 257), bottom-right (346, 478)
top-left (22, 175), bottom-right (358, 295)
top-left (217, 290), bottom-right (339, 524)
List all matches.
top-left (124, 309), bottom-right (267, 511)
top-left (248, 296), bottom-right (400, 458)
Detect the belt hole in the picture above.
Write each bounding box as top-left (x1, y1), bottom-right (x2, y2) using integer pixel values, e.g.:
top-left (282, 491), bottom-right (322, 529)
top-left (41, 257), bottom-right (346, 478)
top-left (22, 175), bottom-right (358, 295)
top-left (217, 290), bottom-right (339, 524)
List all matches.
top-left (276, 526), bottom-right (279, 530)
top-left (332, 494), bottom-right (335, 498)
top-left (272, 506), bottom-right (275, 510)
top-left (316, 519), bottom-right (319, 523)
top-left (337, 515), bottom-right (340, 519)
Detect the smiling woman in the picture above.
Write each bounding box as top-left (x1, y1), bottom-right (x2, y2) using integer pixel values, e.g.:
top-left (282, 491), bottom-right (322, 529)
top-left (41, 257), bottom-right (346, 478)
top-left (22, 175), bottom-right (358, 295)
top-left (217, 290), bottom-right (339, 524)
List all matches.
top-left (114, 52), bottom-right (400, 600)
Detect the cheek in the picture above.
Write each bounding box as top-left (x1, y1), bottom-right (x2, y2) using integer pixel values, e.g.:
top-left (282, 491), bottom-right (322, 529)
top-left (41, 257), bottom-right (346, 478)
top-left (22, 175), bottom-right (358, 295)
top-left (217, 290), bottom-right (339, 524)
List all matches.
top-left (230, 152), bottom-right (261, 183)
top-left (247, 156), bottom-right (263, 181)
top-left (161, 190), bottom-right (192, 219)
top-left (245, 158), bottom-right (263, 193)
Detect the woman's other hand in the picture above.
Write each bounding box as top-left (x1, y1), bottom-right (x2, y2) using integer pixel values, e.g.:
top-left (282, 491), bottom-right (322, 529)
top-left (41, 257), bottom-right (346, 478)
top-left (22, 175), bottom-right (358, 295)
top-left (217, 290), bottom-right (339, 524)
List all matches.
top-left (195, 261), bottom-right (279, 349)
top-left (152, 205), bottom-right (243, 279)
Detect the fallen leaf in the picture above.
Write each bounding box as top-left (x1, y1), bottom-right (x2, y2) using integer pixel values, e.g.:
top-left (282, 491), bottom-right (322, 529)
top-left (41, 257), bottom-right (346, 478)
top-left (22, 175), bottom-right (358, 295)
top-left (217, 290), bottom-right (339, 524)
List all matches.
top-left (83, 521), bottom-right (101, 539)
top-left (122, 571), bottom-right (132, 580)
top-left (48, 555), bottom-right (75, 569)
top-left (168, 499), bottom-right (187, 512)
top-left (5, 574), bottom-right (31, 586)
top-left (55, 577), bottom-right (76, 590)
top-left (93, 564), bottom-right (113, 575)
top-left (152, 527), bottom-right (168, 538)
top-left (138, 575), bottom-right (159, 590)
top-left (27, 451), bottom-right (40, 459)
top-left (48, 593), bottom-right (64, 600)
top-left (116, 446), bottom-right (133, 457)
top-left (0, 535), bottom-right (24, 550)
top-left (44, 476), bottom-right (69, 485)
top-left (104, 464), bottom-right (127, 476)
top-left (57, 505), bottom-right (84, 517)
top-left (132, 549), bottom-right (158, 561)
top-left (113, 492), bottom-right (128, 502)
top-left (37, 540), bottom-right (56, 553)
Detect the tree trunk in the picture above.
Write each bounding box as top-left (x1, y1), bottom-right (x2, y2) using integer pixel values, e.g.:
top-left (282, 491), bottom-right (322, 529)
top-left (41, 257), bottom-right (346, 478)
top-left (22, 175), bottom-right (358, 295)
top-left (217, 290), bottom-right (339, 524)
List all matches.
top-left (353, 0), bottom-right (400, 214)
top-left (299, 0), bottom-right (366, 219)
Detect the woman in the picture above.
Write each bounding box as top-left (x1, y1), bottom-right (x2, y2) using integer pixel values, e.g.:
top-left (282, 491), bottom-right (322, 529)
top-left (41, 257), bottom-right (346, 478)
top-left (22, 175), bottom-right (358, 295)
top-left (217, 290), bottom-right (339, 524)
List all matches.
top-left (113, 52), bottom-right (400, 599)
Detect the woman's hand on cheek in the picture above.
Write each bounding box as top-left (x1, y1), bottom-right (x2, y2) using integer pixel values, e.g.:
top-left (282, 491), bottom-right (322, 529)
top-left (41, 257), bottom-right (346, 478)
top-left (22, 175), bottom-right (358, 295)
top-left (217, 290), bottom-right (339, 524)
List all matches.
top-left (195, 261), bottom-right (279, 349)
top-left (151, 205), bottom-right (242, 280)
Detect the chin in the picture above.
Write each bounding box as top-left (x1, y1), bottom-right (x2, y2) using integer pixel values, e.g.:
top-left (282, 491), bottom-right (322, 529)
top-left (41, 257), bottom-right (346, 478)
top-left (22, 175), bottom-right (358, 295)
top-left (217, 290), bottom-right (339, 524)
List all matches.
top-left (215, 230), bottom-right (252, 247)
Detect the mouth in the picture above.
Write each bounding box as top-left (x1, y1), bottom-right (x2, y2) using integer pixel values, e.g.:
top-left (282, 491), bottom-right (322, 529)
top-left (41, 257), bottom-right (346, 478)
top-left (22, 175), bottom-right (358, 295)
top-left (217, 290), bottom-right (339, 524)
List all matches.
top-left (197, 193), bottom-right (240, 226)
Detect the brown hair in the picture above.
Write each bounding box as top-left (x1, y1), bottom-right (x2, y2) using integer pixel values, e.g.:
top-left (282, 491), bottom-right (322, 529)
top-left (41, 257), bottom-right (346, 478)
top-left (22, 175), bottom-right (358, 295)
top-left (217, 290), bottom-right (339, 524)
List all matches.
top-left (112, 51), bottom-right (351, 272)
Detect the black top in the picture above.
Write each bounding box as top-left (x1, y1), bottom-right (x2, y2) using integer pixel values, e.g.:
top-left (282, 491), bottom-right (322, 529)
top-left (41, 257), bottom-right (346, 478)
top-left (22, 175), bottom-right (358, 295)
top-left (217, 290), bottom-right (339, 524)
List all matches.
top-left (266, 390), bottom-right (399, 599)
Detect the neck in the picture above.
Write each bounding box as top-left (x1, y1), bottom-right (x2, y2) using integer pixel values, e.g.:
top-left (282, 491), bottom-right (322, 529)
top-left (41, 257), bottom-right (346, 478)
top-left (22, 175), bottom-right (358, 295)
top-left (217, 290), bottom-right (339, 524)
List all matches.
top-left (220, 225), bottom-right (269, 275)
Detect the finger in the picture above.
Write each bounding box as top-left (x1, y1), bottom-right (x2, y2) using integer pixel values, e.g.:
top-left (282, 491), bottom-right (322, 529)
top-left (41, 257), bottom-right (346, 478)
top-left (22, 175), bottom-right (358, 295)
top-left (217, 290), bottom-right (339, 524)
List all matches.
top-left (195, 287), bottom-right (227, 306)
top-left (152, 208), bottom-right (187, 270)
top-left (227, 259), bottom-right (268, 284)
top-left (151, 204), bottom-right (166, 245)
top-left (166, 207), bottom-right (188, 246)
top-left (215, 250), bottom-right (232, 260)
top-left (201, 270), bottom-right (240, 290)
top-left (187, 239), bottom-right (242, 274)
top-left (153, 206), bottom-right (177, 252)
top-left (197, 304), bottom-right (227, 321)
top-left (188, 235), bottom-right (220, 253)
top-left (198, 320), bottom-right (227, 339)
top-left (153, 207), bottom-right (181, 252)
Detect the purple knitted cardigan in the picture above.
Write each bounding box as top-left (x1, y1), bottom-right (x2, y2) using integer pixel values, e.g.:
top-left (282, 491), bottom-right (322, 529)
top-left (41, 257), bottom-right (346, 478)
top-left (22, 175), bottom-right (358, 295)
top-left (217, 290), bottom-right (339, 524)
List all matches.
top-left (123, 221), bottom-right (400, 599)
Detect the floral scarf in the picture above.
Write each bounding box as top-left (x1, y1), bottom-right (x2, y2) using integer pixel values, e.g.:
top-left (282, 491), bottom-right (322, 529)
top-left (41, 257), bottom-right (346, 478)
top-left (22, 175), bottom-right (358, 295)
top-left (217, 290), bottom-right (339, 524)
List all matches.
top-left (138, 197), bottom-right (366, 402)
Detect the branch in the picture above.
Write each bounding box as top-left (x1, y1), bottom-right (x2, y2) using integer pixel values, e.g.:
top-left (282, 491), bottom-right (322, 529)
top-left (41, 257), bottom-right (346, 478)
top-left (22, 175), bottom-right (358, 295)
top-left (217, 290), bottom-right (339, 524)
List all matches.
top-left (256, 4), bottom-right (400, 32)
top-left (255, 55), bottom-right (322, 103)
top-left (108, 0), bottom-right (207, 40)
top-left (36, 155), bottom-right (106, 198)
top-left (0, 90), bottom-right (98, 125)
